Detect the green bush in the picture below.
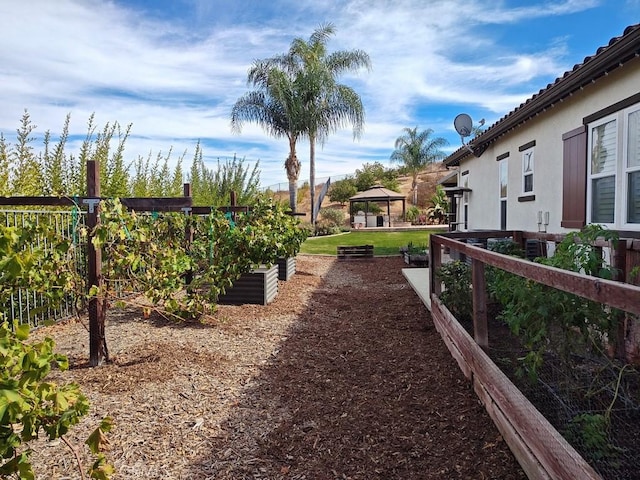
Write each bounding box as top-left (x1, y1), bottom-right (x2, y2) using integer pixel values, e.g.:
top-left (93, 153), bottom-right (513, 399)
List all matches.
top-left (436, 260), bottom-right (472, 322)
top-left (319, 207), bottom-right (346, 227)
top-left (314, 224), bottom-right (343, 236)
top-left (405, 205), bottom-right (422, 224)
top-left (487, 225), bottom-right (621, 380)
top-left (0, 223), bottom-right (113, 479)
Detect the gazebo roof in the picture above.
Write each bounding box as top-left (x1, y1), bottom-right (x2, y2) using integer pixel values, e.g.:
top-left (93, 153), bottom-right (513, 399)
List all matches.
top-left (349, 185), bottom-right (405, 202)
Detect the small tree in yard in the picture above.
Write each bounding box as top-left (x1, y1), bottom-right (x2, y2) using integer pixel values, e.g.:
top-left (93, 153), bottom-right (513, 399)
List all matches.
top-left (354, 162), bottom-right (399, 192)
top-left (328, 178), bottom-right (357, 205)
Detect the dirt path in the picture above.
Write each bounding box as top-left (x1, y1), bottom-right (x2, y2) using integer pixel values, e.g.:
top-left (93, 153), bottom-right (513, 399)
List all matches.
top-left (31, 255), bottom-right (526, 479)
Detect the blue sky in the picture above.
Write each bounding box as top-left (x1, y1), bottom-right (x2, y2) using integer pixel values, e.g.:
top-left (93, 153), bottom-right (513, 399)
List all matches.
top-left (0, 1), bottom-right (637, 189)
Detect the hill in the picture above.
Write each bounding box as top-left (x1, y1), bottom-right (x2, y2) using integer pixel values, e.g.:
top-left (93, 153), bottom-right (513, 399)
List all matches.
top-left (270, 162), bottom-right (451, 223)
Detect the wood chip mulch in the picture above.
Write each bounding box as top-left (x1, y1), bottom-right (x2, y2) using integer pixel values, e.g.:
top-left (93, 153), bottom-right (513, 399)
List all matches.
top-left (30, 255), bottom-right (527, 479)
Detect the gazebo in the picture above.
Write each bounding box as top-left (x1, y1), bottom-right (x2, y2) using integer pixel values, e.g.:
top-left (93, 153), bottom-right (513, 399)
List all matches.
top-left (349, 185), bottom-right (406, 228)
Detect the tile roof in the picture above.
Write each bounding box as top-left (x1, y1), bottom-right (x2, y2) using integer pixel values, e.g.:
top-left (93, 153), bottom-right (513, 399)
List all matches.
top-left (445, 23), bottom-right (640, 166)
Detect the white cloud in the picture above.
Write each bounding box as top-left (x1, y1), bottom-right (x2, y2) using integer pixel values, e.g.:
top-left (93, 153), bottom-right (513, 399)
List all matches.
top-left (0, 0), bottom-right (626, 187)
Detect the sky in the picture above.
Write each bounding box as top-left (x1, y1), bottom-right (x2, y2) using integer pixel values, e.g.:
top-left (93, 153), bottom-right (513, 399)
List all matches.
top-left (0, 1), bottom-right (638, 190)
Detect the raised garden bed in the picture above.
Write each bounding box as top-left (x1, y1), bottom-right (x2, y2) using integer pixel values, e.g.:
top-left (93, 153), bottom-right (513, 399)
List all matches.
top-left (277, 257), bottom-right (296, 281)
top-left (400, 246), bottom-right (429, 267)
top-left (218, 264), bottom-right (278, 305)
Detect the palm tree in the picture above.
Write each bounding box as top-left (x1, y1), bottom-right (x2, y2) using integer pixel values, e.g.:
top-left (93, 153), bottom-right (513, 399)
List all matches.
top-left (277, 24), bottom-right (371, 224)
top-left (231, 61), bottom-right (304, 211)
top-left (390, 127), bottom-right (448, 205)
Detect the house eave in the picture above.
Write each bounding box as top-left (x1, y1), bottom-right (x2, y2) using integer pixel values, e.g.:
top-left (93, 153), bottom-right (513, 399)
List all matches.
top-left (444, 24), bottom-right (640, 167)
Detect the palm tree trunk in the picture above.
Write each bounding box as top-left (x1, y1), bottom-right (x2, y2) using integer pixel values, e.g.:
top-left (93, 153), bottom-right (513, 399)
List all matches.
top-left (309, 134), bottom-right (316, 224)
top-left (288, 178), bottom-right (297, 212)
top-left (285, 138), bottom-right (301, 212)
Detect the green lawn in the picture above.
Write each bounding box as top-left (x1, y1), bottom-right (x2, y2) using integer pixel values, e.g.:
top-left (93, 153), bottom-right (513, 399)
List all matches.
top-left (300, 230), bottom-right (444, 256)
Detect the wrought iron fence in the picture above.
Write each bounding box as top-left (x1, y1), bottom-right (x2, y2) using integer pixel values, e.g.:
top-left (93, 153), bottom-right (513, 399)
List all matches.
top-left (0, 209), bottom-right (87, 327)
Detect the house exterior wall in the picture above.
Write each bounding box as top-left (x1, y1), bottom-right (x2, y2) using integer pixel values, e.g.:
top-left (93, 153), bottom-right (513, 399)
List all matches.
top-left (459, 56), bottom-right (640, 234)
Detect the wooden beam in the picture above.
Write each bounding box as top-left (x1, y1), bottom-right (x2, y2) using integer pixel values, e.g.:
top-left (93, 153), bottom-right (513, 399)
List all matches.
top-left (472, 258), bottom-right (488, 348)
top-left (86, 161), bottom-right (107, 367)
top-left (433, 234), bottom-right (640, 316)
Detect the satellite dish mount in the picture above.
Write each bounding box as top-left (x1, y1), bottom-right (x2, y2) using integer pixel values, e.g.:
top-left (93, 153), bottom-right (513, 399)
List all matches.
top-left (454, 113), bottom-right (483, 154)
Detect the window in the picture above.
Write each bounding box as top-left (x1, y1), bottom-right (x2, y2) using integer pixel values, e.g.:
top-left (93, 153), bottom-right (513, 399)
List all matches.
top-left (462, 173), bottom-right (470, 230)
top-left (499, 159), bottom-right (508, 230)
top-left (626, 109), bottom-right (640, 223)
top-left (522, 147), bottom-right (534, 193)
top-left (587, 101), bottom-right (640, 228)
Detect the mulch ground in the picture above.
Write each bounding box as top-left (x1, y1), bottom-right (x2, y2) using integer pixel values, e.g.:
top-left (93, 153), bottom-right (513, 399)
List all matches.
top-left (30, 255), bottom-right (526, 479)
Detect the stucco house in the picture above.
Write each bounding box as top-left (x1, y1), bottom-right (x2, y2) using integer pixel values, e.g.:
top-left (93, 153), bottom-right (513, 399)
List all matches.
top-left (443, 24), bottom-right (640, 235)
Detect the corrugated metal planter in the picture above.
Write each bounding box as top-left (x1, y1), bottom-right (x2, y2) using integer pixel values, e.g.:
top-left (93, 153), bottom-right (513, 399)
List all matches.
top-left (277, 257), bottom-right (296, 281)
top-left (218, 264), bottom-right (278, 306)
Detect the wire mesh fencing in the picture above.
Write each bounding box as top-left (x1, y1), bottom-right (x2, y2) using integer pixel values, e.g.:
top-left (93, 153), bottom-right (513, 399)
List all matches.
top-left (484, 318), bottom-right (640, 480)
top-left (0, 209), bottom-right (87, 327)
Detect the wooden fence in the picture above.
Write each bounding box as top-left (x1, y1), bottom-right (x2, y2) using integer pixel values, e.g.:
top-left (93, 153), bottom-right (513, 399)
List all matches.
top-left (429, 230), bottom-right (640, 480)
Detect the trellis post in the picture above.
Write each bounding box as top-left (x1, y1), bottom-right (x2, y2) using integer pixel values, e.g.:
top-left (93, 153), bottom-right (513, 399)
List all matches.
top-left (183, 182), bottom-right (193, 286)
top-left (86, 160), bottom-right (108, 366)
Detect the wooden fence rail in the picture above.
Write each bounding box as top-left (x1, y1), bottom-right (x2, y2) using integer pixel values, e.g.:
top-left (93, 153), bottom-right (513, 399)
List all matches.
top-left (429, 230), bottom-right (640, 480)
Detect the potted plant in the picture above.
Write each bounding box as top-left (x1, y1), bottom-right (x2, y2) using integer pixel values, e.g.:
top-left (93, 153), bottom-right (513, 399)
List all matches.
top-left (402, 241), bottom-right (429, 267)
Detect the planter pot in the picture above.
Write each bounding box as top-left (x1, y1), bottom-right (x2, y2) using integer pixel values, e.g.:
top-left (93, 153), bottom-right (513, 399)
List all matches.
top-left (277, 257), bottom-right (296, 281)
top-left (404, 251), bottom-right (429, 267)
top-left (218, 264), bottom-right (278, 306)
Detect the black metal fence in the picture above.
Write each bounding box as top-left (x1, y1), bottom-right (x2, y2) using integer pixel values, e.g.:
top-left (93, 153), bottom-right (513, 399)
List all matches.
top-left (0, 209), bottom-right (87, 326)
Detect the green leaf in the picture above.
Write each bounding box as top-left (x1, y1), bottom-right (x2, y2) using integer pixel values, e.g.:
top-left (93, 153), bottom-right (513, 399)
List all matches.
top-left (15, 323), bottom-right (30, 341)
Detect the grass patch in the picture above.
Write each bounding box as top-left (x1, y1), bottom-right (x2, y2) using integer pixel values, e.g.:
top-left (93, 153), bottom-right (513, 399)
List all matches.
top-left (300, 230), bottom-right (444, 256)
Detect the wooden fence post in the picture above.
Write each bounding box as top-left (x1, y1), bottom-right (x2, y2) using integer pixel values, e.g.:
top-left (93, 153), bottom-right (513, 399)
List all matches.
top-left (230, 191), bottom-right (237, 221)
top-left (472, 258), bottom-right (488, 349)
top-left (430, 236), bottom-right (442, 297)
top-left (86, 160), bottom-right (107, 366)
top-left (183, 183), bottom-right (193, 286)
top-left (611, 240), bottom-right (628, 361)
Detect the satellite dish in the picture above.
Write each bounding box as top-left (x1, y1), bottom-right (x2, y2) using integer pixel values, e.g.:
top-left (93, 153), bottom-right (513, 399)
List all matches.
top-left (454, 113), bottom-right (473, 138)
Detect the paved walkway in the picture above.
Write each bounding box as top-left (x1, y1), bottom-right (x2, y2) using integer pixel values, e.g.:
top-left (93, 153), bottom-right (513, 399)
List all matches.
top-left (402, 267), bottom-right (431, 310)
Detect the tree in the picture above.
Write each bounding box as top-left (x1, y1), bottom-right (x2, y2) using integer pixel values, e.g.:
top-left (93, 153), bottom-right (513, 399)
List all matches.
top-left (210, 154), bottom-right (261, 205)
top-left (11, 110), bottom-right (43, 195)
top-left (0, 134), bottom-right (10, 196)
top-left (390, 127), bottom-right (448, 205)
top-left (328, 177), bottom-right (357, 205)
top-left (232, 60), bottom-right (305, 212)
top-left (353, 161), bottom-right (399, 192)
top-left (187, 145), bottom-right (260, 206)
top-left (41, 113), bottom-right (70, 196)
top-left (170, 154), bottom-right (185, 197)
top-left (277, 24), bottom-right (371, 224)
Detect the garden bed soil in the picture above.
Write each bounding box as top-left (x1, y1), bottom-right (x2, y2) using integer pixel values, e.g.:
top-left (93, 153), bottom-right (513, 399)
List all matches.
top-left (30, 255), bottom-right (526, 479)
